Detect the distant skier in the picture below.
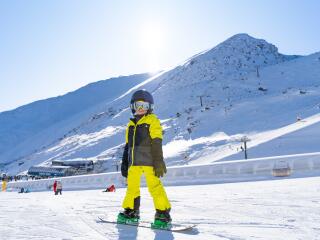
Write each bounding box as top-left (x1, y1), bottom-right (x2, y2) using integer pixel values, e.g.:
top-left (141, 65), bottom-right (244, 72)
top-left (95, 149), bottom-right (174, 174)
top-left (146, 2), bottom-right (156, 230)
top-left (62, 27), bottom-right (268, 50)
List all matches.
top-left (103, 184), bottom-right (116, 192)
top-left (1, 179), bottom-right (7, 192)
top-left (117, 89), bottom-right (172, 229)
top-left (53, 180), bottom-right (57, 194)
top-left (55, 180), bottom-right (62, 195)
top-left (18, 187), bottom-right (29, 193)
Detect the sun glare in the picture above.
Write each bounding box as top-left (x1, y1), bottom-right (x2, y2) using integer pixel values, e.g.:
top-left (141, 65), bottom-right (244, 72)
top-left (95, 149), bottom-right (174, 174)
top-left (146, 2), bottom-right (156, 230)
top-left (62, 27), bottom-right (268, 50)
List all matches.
top-left (140, 23), bottom-right (166, 71)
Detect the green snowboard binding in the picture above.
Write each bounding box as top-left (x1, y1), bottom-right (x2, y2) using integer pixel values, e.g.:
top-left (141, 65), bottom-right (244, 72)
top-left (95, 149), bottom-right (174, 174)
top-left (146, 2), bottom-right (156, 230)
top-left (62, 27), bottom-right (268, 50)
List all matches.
top-left (151, 219), bottom-right (172, 229)
top-left (117, 209), bottom-right (140, 225)
top-left (151, 209), bottom-right (172, 229)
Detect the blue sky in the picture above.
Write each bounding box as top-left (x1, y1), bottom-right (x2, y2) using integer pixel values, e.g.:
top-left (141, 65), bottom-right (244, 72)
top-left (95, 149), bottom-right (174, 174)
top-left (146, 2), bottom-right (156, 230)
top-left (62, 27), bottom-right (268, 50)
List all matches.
top-left (0, 0), bottom-right (319, 112)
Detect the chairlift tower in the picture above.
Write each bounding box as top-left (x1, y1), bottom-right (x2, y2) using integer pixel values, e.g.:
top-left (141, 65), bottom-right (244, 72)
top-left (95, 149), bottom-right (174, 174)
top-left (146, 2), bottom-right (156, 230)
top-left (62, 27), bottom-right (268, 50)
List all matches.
top-left (240, 136), bottom-right (251, 159)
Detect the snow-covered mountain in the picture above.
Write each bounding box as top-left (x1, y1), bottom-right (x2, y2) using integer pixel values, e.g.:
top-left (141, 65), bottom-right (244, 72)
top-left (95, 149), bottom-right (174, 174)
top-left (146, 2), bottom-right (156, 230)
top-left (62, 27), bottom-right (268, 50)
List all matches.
top-left (2, 33), bottom-right (320, 175)
top-left (0, 74), bottom-right (151, 164)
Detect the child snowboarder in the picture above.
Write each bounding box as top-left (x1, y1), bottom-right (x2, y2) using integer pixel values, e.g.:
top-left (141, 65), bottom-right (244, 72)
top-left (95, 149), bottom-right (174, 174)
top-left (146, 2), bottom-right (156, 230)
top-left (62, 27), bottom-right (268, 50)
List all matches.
top-left (118, 89), bottom-right (172, 229)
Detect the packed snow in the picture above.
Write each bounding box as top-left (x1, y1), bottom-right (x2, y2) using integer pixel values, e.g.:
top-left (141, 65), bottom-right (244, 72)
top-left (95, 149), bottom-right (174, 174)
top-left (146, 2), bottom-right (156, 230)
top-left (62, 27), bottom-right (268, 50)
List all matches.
top-left (1, 176), bottom-right (320, 239)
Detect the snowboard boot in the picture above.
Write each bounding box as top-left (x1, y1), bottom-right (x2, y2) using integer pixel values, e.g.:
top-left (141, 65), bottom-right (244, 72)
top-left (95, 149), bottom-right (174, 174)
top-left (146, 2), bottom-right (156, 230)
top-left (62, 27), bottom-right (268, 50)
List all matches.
top-left (117, 208), bottom-right (140, 225)
top-left (151, 209), bottom-right (172, 229)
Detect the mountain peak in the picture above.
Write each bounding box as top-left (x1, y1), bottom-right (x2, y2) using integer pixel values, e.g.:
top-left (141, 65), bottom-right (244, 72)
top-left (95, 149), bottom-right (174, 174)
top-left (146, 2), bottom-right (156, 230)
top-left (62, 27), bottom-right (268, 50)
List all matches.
top-left (221, 33), bottom-right (275, 50)
top-left (227, 33), bottom-right (254, 40)
top-left (188, 33), bottom-right (298, 72)
top-left (217, 33), bottom-right (278, 54)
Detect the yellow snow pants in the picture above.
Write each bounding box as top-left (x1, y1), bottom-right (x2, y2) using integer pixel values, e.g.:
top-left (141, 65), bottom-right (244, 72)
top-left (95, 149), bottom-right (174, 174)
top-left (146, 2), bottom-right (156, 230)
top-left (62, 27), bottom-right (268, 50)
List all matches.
top-left (122, 166), bottom-right (171, 211)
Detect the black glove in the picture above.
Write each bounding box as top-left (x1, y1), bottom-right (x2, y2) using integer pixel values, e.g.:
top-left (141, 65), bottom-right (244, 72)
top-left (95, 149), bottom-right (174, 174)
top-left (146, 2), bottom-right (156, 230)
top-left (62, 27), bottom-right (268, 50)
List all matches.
top-left (121, 143), bottom-right (129, 178)
top-left (154, 161), bottom-right (167, 178)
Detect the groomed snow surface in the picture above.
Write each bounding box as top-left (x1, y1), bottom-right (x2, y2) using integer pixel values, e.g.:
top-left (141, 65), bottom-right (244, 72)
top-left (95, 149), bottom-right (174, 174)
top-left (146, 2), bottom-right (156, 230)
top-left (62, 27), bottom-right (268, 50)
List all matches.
top-left (1, 176), bottom-right (320, 240)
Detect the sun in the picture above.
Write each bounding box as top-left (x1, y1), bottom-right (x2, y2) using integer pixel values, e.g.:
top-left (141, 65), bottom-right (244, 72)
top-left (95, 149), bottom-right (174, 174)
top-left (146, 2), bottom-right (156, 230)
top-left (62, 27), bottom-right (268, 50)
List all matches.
top-left (140, 23), bottom-right (166, 71)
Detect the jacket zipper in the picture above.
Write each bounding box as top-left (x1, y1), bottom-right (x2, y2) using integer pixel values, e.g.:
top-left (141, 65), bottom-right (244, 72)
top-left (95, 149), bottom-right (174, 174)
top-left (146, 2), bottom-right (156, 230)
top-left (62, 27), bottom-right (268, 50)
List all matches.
top-left (131, 124), bottom-right (137, 166)
top-left (130, 115), bottom-right (146, 166)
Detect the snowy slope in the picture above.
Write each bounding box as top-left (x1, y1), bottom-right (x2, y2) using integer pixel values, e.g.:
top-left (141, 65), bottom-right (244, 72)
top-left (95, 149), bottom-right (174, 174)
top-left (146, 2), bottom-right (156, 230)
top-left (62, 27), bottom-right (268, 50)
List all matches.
top-left (222, 116), bottom-right (320, 161)
top-left (192, 113), bottom-right (320, 165)
top-left (0, 73), bottom-right (151, 165)
top-left (1, 176), bottom-right (320, 239)
top-left (3, 33), bottom-right (320, 175)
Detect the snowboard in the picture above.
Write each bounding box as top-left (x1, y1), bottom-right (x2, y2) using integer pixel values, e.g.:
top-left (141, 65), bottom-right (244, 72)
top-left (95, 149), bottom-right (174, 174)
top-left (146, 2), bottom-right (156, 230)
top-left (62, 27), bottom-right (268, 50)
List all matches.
top-left (97, 216), bottom-right (195, 232)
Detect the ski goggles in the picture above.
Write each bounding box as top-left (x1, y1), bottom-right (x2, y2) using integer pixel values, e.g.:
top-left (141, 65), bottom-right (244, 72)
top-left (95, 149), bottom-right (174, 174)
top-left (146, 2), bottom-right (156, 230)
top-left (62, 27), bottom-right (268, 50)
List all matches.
top-left (133, 101), bottom-right (150, 111)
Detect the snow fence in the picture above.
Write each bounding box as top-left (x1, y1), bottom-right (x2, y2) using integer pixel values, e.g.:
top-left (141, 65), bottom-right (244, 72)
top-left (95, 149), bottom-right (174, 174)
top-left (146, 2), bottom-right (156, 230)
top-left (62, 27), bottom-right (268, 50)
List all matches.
top-left (6, 152), bottom-right (320, 192)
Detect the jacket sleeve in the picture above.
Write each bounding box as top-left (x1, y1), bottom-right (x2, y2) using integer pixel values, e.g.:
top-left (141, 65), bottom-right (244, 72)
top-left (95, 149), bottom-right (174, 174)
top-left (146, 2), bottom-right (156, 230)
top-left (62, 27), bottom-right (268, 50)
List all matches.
top-left (149, 116), bottom-right (163, 140)
top-left (121, 124), bottom-right (130, 177)
top-left (149, 116), bottom-right (164, 164)
top-left (151, 138), bottom-right (167, 177)
top-left (121, 143), bottom-right (129, 177)
top-left (151, 138), bottom-right (164, 163)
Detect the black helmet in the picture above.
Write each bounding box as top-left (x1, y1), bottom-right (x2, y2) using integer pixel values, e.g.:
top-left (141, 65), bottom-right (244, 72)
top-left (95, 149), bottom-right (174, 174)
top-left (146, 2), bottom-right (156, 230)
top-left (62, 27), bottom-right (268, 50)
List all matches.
top-left (130, 89), bottom-right (154, 114)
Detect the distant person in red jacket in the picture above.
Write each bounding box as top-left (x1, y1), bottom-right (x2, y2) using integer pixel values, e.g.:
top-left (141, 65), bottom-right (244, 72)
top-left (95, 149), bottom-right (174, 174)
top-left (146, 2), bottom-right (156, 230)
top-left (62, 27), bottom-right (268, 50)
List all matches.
top-left (103, 184), bottom-right (116, 192)
top-left (53, 180), bottom-right (57, 194)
